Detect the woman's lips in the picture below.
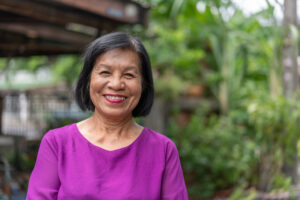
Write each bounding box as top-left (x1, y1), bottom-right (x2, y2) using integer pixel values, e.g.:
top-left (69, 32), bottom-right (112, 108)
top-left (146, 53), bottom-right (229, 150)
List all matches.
top-left (104, 94), bottom-right (127, 104)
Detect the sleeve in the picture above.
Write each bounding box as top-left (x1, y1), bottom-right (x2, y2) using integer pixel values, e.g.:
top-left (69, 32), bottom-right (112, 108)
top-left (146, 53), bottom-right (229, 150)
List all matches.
top-left (161, 141), bottom-right (189, 200)
top-left (26, 131), bottom-right (60, 200)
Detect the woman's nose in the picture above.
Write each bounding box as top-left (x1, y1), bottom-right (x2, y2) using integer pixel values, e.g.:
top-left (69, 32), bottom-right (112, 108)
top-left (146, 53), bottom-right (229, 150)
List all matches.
top-left (108, 75), bottom-right (124, 90)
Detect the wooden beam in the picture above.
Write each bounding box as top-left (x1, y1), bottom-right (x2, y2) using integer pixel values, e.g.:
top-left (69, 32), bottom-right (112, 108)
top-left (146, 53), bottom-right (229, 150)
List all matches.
top-left (0, 10), bottom-right (115, 36)
top-left (0, 0), bottom-right (109, 28)
top-left (0, 31), bottom-right (85, 57)
top-left (50, 0), bottom-right (148, 24)
top-left (0, 0), bottom-right (148, 57)
top-left (0, 43), bottom-right (83, 57)
top-left (0, 22), bottom-right (93, 44)
top-left (0, 51), bottom-right (79, 57)
top-left (0, 43), bottom-right (82, 52)
top-left (0, 11), bottom-right (35, 23)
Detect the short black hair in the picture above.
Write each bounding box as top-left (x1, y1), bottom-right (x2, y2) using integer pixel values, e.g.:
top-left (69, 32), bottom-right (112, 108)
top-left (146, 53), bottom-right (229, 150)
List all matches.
top-left (75, 32), bottom-right (154, 117)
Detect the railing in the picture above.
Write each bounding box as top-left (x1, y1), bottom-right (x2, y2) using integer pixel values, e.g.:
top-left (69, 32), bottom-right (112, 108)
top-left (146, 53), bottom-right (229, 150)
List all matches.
top-left (2, 92), bottom-right (87, 140)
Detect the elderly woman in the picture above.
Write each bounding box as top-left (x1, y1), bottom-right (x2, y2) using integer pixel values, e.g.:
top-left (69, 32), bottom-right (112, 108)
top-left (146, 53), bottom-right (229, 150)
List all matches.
top-left (27, 32), bottom-right (188, 200)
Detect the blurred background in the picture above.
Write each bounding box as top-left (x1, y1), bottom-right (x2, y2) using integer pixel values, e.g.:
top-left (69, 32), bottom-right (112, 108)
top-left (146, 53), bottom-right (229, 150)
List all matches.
top-left (1, 0), bottom-right (300, 199)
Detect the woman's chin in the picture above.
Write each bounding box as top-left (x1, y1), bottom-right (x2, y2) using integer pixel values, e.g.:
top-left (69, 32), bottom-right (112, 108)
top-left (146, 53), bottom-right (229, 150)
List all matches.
top-left (96, 110), bottom-right (132, 121)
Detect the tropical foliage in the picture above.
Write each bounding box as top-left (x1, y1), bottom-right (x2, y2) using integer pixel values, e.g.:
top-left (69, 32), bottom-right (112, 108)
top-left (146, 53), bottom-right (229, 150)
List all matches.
top-left (132, 0), bottom-right (300, 198)
top-left (1, 0), bottom-right (300, 199)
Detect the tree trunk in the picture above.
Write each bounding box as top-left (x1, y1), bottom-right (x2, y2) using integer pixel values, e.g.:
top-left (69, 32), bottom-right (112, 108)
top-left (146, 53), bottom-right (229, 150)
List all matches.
top-left (0, 95), bottom-right (3, 135)
top-left (282, 0), bottom-right (298, 184)
top-left (258, 151), bottom-right (283, 191)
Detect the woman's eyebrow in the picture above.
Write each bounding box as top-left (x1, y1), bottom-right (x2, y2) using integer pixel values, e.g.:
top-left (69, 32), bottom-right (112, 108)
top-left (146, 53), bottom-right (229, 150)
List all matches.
top-left (94, 64), bottom-right (111, 71)
top-left (124, 66), bottom-right (139, 73)
top-left (94, 64), bottom-right (139, 73)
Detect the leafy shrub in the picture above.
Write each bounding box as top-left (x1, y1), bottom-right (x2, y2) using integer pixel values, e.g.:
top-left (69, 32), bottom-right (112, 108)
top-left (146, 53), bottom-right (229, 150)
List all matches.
top-left (167, 106), bottom-right (257, 198)
top-left (167, 94), bottom-right (300, 198)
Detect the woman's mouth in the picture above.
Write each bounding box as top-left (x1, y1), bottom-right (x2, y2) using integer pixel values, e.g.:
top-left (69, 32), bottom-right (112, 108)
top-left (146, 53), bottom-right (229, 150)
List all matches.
top-left (104, 94), bottom-right (127, 103)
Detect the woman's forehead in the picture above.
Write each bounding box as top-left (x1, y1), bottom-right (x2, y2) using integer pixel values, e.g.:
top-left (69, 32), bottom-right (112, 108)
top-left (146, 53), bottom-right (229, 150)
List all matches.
top-left (98, 48), bottom-right (138, 59)
top-left (93, 64), bottom-right (139, 74)
top-left (94, 48), bottom-right (141, 69)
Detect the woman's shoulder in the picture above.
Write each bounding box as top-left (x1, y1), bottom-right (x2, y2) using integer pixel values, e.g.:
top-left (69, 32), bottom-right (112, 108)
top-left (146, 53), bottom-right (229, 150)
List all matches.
top-left (42, 123), bottom-right (76, 144)
top-left (142, 127), bottom-right (178, 150)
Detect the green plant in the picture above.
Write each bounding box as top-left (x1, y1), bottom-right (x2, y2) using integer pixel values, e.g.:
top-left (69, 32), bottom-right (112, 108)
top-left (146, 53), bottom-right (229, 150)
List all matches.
top-left (167, 106), bottom-right (257, 198)
top-left (246, 94), bottom-right (300, 191)
top-left (229, 187), bottom-right (257, 200)
top-left (271, 173), bottom-right (292, 191)
top-left (166, 91), bottom-right (300, 198)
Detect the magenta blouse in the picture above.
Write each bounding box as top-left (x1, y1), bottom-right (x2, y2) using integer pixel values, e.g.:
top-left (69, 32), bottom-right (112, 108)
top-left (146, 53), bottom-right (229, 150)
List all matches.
top-left (27, 123), bottom-right (188, 200)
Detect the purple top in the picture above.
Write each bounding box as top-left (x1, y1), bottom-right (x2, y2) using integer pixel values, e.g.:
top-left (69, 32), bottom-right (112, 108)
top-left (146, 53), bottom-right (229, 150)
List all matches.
top-left (27, 123), bottom-right (188, 200)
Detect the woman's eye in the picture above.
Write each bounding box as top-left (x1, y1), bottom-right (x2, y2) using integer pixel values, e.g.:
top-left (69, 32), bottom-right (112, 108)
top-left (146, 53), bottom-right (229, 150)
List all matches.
top-left (100, 71), bottom-right (110, 75)
top-left (124, 73), bottom-right (134, 78)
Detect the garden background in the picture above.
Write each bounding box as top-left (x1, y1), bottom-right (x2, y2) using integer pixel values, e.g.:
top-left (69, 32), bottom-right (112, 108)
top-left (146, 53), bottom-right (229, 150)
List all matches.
top-left (1, 0), bottom-right (300, 199)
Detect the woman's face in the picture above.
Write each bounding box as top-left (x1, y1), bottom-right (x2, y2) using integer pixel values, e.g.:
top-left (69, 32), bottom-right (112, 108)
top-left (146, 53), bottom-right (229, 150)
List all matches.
top-left (89, 48), bottom-right (143, 119)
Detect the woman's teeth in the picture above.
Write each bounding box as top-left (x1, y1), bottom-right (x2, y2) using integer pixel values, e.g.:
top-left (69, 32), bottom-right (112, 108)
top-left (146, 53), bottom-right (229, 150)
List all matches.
top-left (105, 95), bottom-right (126, 100)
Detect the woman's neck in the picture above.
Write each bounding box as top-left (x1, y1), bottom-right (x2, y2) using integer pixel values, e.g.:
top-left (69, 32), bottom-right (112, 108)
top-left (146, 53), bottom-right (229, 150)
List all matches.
top-left (78, 111), bottom-right (140, 139)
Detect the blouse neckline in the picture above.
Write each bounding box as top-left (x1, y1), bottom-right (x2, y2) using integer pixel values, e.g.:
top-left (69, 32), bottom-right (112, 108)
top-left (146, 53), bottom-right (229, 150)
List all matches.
top-left (73, 123), bottom-right (146, 153)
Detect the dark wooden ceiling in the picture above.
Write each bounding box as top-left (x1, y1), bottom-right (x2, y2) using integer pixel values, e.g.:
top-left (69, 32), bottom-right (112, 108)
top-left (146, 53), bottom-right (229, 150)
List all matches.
top-left (0, 0), bottom-right (148, 57)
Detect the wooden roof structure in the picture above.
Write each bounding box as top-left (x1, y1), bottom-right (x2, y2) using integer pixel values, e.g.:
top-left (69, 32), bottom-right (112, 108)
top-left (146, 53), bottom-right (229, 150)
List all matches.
top-left (0, 0), bottom-right (149, 57)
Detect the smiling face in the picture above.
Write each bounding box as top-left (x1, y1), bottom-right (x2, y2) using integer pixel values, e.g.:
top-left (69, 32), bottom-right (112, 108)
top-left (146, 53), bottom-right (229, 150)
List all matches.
top-left (89, 48), bottom-right (143, 120)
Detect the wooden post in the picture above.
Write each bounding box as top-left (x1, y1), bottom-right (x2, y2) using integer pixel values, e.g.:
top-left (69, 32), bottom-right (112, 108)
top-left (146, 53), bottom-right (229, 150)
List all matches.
top-left (143, 98), bottom-right (166, 134)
